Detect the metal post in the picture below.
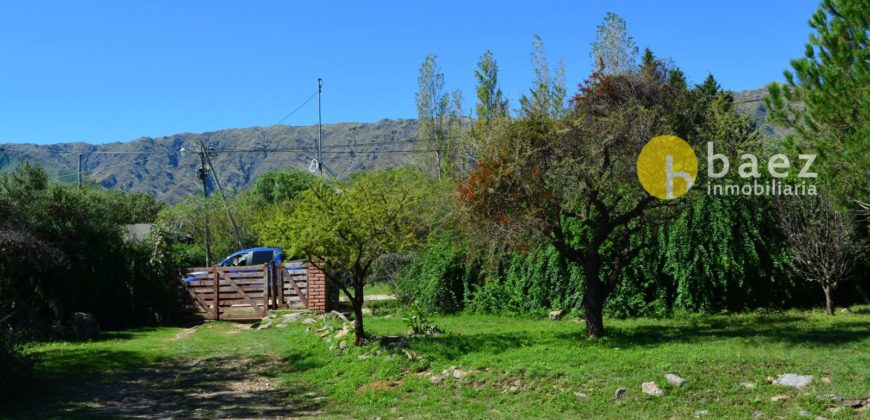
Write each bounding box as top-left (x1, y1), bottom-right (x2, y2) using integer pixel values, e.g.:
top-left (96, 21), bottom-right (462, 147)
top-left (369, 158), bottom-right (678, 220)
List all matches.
top-left (317, 78), bottom-right (323, 177)
top-left (77, 153), bottom-right (82, 189)
top-left (199, 146), bottom-right (212, 267)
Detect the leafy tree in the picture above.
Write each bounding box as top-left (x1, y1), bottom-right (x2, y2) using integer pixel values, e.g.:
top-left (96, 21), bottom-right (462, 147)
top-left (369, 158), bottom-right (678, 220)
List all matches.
top-left (416, 55), bottom-right (464, 180)
top-left (474, 50), bottom-right (509, 122)
top-left (591, 12), bottom-right (639, 75)
top-left (765, 0), bottom-right (869, 208)
top-left (250, 169), bottom-right (316, 205)
top-left (460, 55), bottom-right (711, 338)
top-left (519, 35), bottom-right (567, 118)
top-left (260, 169), bottom-right (432, 345)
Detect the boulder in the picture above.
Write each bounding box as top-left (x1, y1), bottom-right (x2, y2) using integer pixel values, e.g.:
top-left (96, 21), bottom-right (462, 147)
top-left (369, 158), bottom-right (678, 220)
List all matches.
top-left (665, 373), bottom-right (685, 387)
top-left (73, 312), bottom-right (100, 340)
top-left (549, 309), bottom-right (566, 320)
top-left (642, 382), bottom-right (664, 396)
top-left (773, 374), bottom-right (813, 389)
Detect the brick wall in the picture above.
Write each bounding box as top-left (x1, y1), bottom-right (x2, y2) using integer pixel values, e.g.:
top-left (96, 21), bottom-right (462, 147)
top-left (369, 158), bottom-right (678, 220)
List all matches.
top-left (305, 262), bottom-right (330, 312)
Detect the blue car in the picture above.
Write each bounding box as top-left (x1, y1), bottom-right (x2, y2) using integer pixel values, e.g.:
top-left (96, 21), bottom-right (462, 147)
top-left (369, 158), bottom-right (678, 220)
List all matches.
top-left (183, 247), bottom-right (303, 282)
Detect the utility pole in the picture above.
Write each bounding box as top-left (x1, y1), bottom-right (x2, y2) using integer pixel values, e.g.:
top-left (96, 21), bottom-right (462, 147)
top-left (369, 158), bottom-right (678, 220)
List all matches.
top-left (317, 78), bottom-right (323, 177)
top-left (198, 146), bottom-right (212, 267)
top-left (77, 153), bottom-right (83, 189)
top-left (201, 140), bottom-right (244, 250)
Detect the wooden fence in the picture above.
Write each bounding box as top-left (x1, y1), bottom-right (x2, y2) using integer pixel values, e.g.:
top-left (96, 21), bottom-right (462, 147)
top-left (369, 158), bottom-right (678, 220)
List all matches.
top-left (180, 260), bottom-right (311, 320)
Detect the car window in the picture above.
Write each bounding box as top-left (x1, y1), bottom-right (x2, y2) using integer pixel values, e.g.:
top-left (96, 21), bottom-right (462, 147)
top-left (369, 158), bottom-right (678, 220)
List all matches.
top-left (250, 250), bottom-right (273, 265)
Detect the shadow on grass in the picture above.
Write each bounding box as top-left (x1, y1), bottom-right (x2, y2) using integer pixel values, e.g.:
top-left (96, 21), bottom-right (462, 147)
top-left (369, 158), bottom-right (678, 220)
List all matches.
top-left (411, 313), bottom-right (870, 360)
top-left (2, 348), bottom-right (323, 418)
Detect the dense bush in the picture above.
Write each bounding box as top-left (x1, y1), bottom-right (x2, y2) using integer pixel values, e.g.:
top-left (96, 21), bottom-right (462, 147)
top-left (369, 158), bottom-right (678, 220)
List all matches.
top-left (399, 194), bottom-right (865, 317)
top-left (0, 164), bottom-right (177, 332)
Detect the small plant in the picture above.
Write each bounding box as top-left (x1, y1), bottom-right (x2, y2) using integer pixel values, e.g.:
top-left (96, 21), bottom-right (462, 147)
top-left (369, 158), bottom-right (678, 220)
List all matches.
top-left (402, 302), bottom-right (441, 336)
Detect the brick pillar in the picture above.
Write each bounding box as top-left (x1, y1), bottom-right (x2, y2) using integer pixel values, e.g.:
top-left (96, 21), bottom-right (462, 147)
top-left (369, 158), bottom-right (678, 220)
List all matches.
top-left (305, 262), bottom-right (330, 313)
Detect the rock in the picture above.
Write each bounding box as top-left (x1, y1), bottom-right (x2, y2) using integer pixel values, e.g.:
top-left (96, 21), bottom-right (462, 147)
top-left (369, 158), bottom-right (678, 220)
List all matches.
top-left (773, 374), bottom-right (813, 389)
top-left (431, 374), bottom-right (446, 384)
top-left (73, 312), bottom-right (100, 340)
top-left (357, 355), bottom-right (370, 361)
top-left (665, 373), bottom-right (685, 387)
top-left (693, 409), bottom-right (710, 417)
top-left (642, 381), bottom-right (664, 397)
top-left (257, 320), bottom-right (272, 330)
top-left (751, 411), bottom-right (763, 419)
top-left (361, 308), bottom-right (373, 315)
top-left (821, 376), bottom-right (831, 384)
top-left (302, 318), bottom-right (317, 325)
top-left (614, 387), bottom-right (627, 400)
top-left (842, 399), bottom-right (865, 408)
top-left (549, 309), bottom-right (566, 320)
top-left (798, 409), bottom-right (813, 417)
top-left (282, 312), bottom-right (303, 322)
top-left (741, 382), bottom-right (756, 389)
top-left (338, 340), bottom-right (347, 350)
top-left (765, 376), bottom-right (776, 383)
top-left (771, 394), bottom-right (790, 402)
top-left (509, 386), bottom-right (519, 393)
top-left (816, 394), bottom-right (843, 402)
top-left (573, 391), bottom-right (588, 398)
top-left (328, 310), bottom-right (350, 323)
top-left (453, 369), bottom-right (467, 379)
top-left (840, 307), bottom-right (851, 314)
top-left (276, 323), bottom-right (288, 328)
top-left (826, 406), bottom-right (842, 414)
top-left (335, 327), bottom-right (351, 339)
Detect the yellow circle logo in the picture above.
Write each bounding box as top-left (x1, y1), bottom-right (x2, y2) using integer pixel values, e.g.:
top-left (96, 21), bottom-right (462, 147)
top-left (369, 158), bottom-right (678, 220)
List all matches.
top-left (636, 135), bottom-right (697, 199)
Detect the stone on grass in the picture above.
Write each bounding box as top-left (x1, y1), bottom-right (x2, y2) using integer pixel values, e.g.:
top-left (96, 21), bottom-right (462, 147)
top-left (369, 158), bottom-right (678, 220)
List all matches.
top-left (549, 309), bottom-right (566, 320)
top-left (773, 374), bottom-right (813, 389)
top-left (574, 391), bottom-right (588, 398)
top-left (840, 307), bottom-right (851, 314)
top-left (821, 376), bottom-right (832, 384)
top-left (693, 409), bottom-right (709, 417)
top-left (361, 308), bottom-right (373, 315)
top-left (751, 411), bottom-right (763, 419)
top-left (642, 381), bottom-right (664, 397)
top-left (302, 318), bottom-right (317, 325)
top-left (741, 382), bottom-right (756, 389)
top-left (338, 340), bottom-right (347, 350)
top-left (335, 326), bottom-right (351, 339)
top-left (665, 373), bottom-right (685, 387)
top-left (614, 387), bottom-right (627, 400)
top-left (771, 394), bottom-right (790, 402)
top-left (453, 369), bottom-right (467, 379)
top-left (798, 409), bottom-right (813, 417)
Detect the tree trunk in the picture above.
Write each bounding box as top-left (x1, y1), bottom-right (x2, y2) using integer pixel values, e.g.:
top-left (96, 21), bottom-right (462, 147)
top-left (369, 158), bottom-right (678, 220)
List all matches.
top-left (582, 260), bottom-right (606, 339)
top-left (353, 280), bottom-right (366, 345)
top-left (352, 299), bottom-right (365, 345)
top-left (823, 285), bottom-right (834, 316)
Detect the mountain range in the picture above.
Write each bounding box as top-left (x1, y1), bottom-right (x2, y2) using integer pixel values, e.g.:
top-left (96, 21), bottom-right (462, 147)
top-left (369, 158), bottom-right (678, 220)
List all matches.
top-left (0, 89), bottom-right (779, 203)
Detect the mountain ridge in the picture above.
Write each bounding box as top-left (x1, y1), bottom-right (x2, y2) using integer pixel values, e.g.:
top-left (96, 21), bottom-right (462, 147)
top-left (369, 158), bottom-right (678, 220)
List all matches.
top-left (0, 89), bottom-right (778, 203)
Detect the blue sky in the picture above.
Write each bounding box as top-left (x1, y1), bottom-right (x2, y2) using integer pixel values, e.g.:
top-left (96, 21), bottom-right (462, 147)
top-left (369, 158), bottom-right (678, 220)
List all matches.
top-left (0, 0), bottom-right (819, 144)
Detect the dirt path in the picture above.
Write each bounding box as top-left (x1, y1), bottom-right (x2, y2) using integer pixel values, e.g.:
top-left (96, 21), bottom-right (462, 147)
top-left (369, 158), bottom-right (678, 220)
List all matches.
top-left (61, 356), bottom-right (322, 419)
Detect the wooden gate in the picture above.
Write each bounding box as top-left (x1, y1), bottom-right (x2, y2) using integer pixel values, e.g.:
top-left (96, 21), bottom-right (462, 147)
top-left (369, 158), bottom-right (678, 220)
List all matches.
top-left (180, 260), bottom-right (311, 320)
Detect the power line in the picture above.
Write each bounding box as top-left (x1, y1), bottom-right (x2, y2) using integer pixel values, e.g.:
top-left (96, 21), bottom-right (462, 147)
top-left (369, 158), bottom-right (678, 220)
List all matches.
top-left (274, 91), bottom-right (318, 125)
top-left (50, 151), bottom-right (179, 180)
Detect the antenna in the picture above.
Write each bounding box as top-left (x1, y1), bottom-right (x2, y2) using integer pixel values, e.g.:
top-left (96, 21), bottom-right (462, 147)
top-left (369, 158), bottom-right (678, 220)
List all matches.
top-left (317, 78), bottom-right (323, 177)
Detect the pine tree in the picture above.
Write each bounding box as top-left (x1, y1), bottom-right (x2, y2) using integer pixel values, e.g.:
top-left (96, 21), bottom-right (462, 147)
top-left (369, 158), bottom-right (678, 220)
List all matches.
top-left (765, 0), bottom-right (869, 207)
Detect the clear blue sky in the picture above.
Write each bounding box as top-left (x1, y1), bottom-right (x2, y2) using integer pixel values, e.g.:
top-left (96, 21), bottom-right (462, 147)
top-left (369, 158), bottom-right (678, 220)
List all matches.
top-left (0, 0), bottom-right (819, 144)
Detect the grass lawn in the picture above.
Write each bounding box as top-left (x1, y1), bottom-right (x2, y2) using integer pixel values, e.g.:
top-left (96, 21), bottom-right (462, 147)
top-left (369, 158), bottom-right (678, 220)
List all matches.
top-left (2, 306), bottom-right (869, 418)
